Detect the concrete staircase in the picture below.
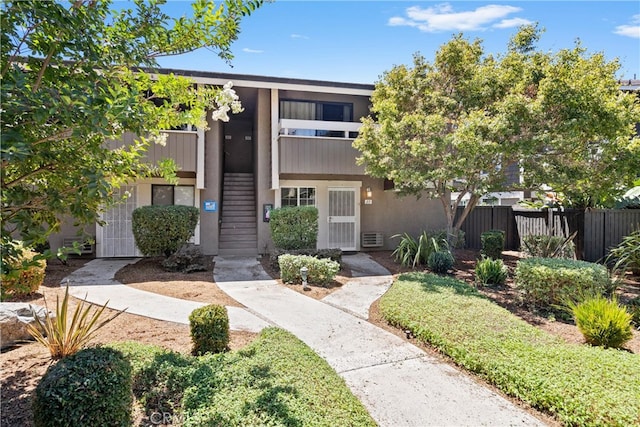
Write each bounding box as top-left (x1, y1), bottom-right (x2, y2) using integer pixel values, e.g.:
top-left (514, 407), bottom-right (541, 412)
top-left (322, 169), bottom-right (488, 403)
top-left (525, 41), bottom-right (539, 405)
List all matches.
top-left (219, 173), bottom-right (258, 256)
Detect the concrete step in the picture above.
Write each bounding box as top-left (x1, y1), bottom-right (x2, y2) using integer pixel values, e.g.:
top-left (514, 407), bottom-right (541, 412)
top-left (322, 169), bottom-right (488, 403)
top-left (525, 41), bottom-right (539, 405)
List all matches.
top-left (221, 222), bottom-right (257, 229)
top-left (218, 247), bottom-right (259, 256)
top-left (220, 234), bottom-right (257, 242)
top-left (219, 240), bottom-right (258, 250)
top-left (221, 217), bottom-right (255, 224)
top-left (220, 227), bottom-right (257, 235)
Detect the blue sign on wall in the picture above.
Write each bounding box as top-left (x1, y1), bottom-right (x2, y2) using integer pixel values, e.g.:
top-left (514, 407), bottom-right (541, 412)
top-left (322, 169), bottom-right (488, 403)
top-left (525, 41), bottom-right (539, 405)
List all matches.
top-left (203, 200), bottom-right (217, 212)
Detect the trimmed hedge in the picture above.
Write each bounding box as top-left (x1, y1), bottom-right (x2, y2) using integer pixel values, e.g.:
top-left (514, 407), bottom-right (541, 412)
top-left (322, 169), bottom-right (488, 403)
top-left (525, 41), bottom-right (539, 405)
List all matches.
top-left (269, 206), bottom-right (318, 250)
top-left (33, 347), bottom-right (132, 427)
top-left (515, 257), bottom-right (612, 313)
top-left (132, 205), bottom-right (199, 257)
top-left (189, 304), bottom-right (229, 355)
top-left (269, 248), bottom-right (342, 271)
top-left (480, 229), bottom-right (504, 260)
top-left (1, 245), bottom-right (46, 300)
top-left (278, 254), bottom-right (340, 286)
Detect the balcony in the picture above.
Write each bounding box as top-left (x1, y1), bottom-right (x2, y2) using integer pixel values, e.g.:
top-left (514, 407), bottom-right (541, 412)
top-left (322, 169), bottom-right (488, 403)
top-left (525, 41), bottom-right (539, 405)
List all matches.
top-left (278, 119), bottom-right (365, 175)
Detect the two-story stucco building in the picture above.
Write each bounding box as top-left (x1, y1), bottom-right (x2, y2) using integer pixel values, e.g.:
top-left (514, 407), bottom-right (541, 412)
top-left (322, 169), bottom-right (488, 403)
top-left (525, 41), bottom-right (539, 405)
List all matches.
top-left (49, 69), bottom-right (447, 257)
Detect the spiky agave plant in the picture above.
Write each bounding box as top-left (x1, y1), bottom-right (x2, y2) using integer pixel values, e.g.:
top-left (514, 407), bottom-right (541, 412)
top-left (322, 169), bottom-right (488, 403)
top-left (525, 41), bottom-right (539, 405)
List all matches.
top-left (28, 282), bottom-right (126, 359)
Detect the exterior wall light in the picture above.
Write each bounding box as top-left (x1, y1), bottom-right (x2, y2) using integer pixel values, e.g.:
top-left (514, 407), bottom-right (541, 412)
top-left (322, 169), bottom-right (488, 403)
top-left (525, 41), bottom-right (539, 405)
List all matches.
top-left (366, 187), bottom-right (372, 198)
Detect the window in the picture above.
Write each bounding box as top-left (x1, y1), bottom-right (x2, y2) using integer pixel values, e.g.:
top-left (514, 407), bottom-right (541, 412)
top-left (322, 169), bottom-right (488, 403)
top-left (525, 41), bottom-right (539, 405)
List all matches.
top-left (152, 185), bottom-right (195, 206)
top-left (281, 187), bottom-right (316, 207)
top-left (280, 100), bottom-right (354, 138)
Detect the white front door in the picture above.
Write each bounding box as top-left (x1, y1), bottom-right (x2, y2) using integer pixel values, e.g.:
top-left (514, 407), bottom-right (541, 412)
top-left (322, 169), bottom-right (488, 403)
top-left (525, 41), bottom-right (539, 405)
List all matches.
top-left (328, 187), bottom-right (357, 251)
top-left (97, 185), bottom-right (140, 258)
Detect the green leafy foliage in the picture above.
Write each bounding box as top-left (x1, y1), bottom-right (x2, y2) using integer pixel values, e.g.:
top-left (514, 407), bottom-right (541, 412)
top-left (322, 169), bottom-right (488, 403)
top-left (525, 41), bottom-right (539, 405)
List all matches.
top-left (110, 328), bottom-right (376, 427)
top-left (1, 243), bottom-right (46, 300)
top-left (33, 347), bottom-right (132, 427)
top-left (606, 228), bottom-right (640, 275)
top-left (567, 295), bottom-right (633, 349)
top-left (269, 248), bottom-right (342, 270)
top-left (132, 205), bottom-right (199, 257)
top-left (379, 273), bottom-right (640, 426)
top-left (189, 304), bottom-right (230, 356)
top-left (475, 257), bottom-right (508, 286)
top-left (515, 258), bottom-right (612, 315)
top-left (391, 231), bottom-right (447, 268)
top-left (354, 24), bottom-right (640, 231)
top-left (480, 229), bottom-right (505, 260)
top-left (1, 0), bottom-right (263, 278)
top-left (627, 297), bottom-right (640, 329)
top-left (522, 234), bottom-right (576, 259)
top-left (28, 283), bottom-right (126, 360)
top-left (278, 254), bottom-right (340, 286)
top-left (427, 250), bottom-right (455, 274)
top-left (269, 206), bottom-right (319, 250)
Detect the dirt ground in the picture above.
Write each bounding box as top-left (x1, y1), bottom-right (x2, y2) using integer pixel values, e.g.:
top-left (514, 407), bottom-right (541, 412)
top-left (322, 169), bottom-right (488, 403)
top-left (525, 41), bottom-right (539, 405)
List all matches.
top-left (2, 250), bottom-right (638, 426)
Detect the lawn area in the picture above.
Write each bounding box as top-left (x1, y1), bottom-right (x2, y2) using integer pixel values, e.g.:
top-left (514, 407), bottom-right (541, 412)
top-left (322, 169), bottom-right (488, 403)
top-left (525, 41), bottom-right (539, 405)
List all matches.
top-left (111, 327), bottom-right (377, 427)
top-left (379, 272), bottom-right (640, 426)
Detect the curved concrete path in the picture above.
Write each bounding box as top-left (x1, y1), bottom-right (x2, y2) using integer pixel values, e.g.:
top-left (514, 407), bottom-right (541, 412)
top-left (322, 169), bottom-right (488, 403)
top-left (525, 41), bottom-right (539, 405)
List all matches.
top-left (62, 258), bottom-right (270, 332)
top-left (214, 254), bottom-right (546, 427)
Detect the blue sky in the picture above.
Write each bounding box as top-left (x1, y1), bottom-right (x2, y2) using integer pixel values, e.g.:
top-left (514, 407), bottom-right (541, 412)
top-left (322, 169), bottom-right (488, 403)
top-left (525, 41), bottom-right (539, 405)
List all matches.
top-left (154, 1), bottom-right (640, 84)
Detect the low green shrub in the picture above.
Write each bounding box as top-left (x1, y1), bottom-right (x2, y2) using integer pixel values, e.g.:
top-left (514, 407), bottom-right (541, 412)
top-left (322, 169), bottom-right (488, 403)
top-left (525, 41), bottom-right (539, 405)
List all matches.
top-left (379, 273), bottom-right (640, 426)
top-left (625, 296), bottom-right (640, 330)
top-left (132, 205), bottom-right (199, 257)
top-left (392, 231), bottom-right (447, 268)
top-left (427, 250), bottom-right (455, 274)
top-left (426, 229), bottom-right (465, 249)
top-left (278, 254), bottom-right (340, 286)
top-left (522, 234), bottom-right (575, 258)
top-left (269, 248), bottom-right (342, 271)
top-left (475, 257), bottom-right (508, 286)
top-left (1, 244), bottom-right (46, 300)
top-left (515, 258), bottom-right (612, 314)
top-left (567, 295), bottom-right (633, 349)
top-left (480, 230), bottom-right (504, 260)
top-left (33, 347), bottom-right (132, 427)
top-left (606, 228), bottom-right (640, 275)
top-left (189, 305), bottom-right (229, 356)
top-left (269, 206), bottom-right (319, 250)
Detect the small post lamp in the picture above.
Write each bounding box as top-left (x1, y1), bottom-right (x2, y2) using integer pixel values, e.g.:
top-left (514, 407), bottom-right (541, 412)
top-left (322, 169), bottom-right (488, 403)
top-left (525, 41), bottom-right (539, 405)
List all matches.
top-left (300, 266), bottom-right (309, 291)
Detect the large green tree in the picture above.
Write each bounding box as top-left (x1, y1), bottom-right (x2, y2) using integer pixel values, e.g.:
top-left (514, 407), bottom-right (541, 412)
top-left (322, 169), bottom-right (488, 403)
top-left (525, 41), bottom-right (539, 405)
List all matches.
top-left (1, 0), bottom-right (263, 271)
top-left (354, 25), bottom-right (640, 235)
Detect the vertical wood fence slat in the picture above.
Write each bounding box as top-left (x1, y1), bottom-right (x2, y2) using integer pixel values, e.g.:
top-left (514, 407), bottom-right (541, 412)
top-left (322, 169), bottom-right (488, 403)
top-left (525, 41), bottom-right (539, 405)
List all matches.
top-left (456, 207), bottom-right (640, 262)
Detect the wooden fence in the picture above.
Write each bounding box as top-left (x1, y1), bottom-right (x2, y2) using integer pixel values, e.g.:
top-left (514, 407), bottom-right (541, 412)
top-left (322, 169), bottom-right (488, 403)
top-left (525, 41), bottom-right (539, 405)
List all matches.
top-left (455, 206), bottom-right (640, 262)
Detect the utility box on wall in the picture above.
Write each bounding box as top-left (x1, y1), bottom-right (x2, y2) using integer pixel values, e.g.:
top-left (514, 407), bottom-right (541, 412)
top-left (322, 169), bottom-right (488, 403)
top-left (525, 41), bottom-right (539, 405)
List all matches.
top-left (361, 232), bottom-right (384, 248)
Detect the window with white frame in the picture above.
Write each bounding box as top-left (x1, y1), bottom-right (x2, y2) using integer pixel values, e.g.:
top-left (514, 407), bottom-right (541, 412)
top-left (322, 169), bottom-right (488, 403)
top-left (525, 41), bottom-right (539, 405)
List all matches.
top-left (152, 185), bottom-right (195, 206)
top-left (280, 187), bottom-right (316, 207)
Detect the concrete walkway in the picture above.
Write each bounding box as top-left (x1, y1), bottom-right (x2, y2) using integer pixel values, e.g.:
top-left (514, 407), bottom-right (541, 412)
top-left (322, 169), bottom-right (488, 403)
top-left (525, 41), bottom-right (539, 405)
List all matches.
top-left (214, 255), bottom-right (546, 427)
top-left (63, 258), bottom-right (270, 332)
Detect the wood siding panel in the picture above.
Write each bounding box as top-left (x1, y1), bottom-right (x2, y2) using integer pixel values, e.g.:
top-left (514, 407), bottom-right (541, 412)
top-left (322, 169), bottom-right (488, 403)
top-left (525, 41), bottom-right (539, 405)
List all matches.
top-left (279, 137), bottom-right (365, 175)
top-left (112, 132), bottom-right (197, 172)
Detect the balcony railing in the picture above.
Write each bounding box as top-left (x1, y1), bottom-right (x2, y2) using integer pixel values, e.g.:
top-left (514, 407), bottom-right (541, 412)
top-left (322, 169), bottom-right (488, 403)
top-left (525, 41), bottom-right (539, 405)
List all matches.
top-left (279, 119), bottom-right (361, 139)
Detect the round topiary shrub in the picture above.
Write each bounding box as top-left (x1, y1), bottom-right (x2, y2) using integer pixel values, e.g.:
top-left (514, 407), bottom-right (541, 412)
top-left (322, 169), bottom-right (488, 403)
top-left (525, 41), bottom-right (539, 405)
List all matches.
top-left (569, 295), bottom-right (633, 349)
top-left (189, 304), bottom-right (229, 356)
top-left (33, 347), bottom-right (132, 427)
top-left (132, 205), bottom-right (199, 257)
top-left (475, 257), bottom-right (508, 286)
top-left (1, 244), bottom-right (46, 300)
top-left (427, 250), bottom-right (455, 274)
top-left (480, 229), bottom-right (505, 260)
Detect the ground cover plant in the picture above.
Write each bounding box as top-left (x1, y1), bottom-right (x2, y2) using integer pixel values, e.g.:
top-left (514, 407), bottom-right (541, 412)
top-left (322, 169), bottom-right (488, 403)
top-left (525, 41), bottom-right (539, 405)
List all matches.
top-left (111, 328), bottom-right (376, 427)
top-left (379, 272), bottom-right (640, 426)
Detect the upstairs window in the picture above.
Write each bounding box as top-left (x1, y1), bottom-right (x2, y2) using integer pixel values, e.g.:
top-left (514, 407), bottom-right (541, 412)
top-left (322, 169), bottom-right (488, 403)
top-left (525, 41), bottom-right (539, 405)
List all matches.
top-left (280, 100), bottom-right (355, 137)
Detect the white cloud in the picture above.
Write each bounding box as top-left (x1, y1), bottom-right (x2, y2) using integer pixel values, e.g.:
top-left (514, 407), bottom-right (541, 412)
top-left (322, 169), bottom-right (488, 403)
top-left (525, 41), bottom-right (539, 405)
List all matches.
top-left (242, 48), bottom-right (264, 54)
top-left (493, 17), bottom-right (533, 29)
top-left (388, 3), bottom-right (527, 32)
top-left (614, 14), bottom-right (640, 38)
top-left (291, 34), bottom-right (309, 39)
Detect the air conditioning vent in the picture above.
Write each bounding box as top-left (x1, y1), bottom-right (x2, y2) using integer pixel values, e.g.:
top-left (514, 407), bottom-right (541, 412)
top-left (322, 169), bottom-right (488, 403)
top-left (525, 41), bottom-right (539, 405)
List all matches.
top-left (361, 232), bottom-right (384, 248)
top-left (62, 237), bottom-right (94, 255)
